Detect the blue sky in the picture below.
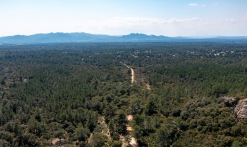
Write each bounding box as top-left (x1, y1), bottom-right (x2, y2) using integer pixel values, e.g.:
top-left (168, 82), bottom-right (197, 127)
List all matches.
top-left (0, 0), bottom-right (247, 36)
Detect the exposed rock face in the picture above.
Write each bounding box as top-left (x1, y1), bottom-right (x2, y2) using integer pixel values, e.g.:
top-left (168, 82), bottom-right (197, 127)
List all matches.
top-left (223, 97), bottom-right (238, 107)
top-left (223, 97), bottom-right (247, 119)
top-left (234, 99), bottom-right (247, 119)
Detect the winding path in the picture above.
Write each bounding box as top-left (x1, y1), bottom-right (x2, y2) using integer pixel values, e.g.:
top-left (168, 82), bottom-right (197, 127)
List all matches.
top-left (121, 62), bottom-right (135, 84)
top-left (120, 62), bottom-right (138, 146)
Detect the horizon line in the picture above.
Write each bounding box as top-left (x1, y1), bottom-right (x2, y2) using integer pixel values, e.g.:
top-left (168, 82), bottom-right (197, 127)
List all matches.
top-left (1, 32), bottom-right (247, 38)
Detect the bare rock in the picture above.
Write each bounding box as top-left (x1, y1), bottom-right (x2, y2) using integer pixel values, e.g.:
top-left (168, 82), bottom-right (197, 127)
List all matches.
top-left (223, 97), bottom-right (247, 120)
top-left (234, 98), bottom-right (247, 119)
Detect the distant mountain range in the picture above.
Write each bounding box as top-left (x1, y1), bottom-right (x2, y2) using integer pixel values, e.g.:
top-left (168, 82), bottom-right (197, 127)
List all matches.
top-left (0, 32), bottom-right (247, 44)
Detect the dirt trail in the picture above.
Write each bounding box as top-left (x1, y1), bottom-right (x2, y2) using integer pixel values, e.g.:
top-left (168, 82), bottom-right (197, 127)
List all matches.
top-left (146, 84), bottom-right (151, 90)
top-left (121, 62), bottom-right (135, 84)
top-left (119, 62), bottom-right (138, 146)
top-left (99, 117), bottom-right (111, 139)
top-left (130, 68), bottom-right (135, 84)
top-left (126, 115), bottom-right (138, 147)
top-left (87, 116), bottom-right (111, 144)
top-left (120, 115), bottom-right (138, 147)
top-left (120, 135), bottom-right (128, 147)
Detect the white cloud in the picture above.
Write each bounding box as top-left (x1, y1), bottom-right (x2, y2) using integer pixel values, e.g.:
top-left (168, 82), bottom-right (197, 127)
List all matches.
top-left (1, 16), bottom-right (246, 37)
top-left (97, 17), bottom-right (199, 29)
top-left (222, 19), bottom-right (235, 23)
top-left (189, 3), bottom-right (198, 6)
top-left (189, 3), bottom-right (206, 7)
top-left (164, 17), bottom-right (199, 23)
top-left (74, 25), bottom-right (83, 28)
top-left (86, 17), bottom-right (247, 36)
top-left (67, 17), bottom-right (199, 35)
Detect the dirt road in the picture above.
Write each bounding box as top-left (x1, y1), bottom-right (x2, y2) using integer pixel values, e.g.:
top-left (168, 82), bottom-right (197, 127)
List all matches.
top-left (130, 68), bottom-right (135, 84)
top-left (121, 62), bottom-right (135, 84)
top-left (120, 62), bottom-right (138, 146)
top-left (126, 115), bottom-right (138, 147)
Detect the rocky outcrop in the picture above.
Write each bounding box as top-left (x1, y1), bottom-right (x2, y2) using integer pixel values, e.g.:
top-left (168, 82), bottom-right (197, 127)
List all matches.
top-left (234, 99), bottom-right (247, 119)
top-left (223, 97), bottom-right (238, 107)
top-left (223, 97), bottom-right (247, 120)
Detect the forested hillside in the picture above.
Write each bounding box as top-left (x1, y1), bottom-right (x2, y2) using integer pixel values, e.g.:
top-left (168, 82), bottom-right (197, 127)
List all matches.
top-left (1, 42), bottom-right (247, 147)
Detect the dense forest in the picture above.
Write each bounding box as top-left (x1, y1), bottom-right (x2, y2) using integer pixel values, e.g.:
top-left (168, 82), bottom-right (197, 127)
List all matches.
top-left (1, 42), bottom-right (247, 147)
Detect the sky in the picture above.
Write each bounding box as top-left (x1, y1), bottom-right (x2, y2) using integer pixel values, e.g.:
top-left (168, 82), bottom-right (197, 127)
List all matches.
top-left (0, 0), bottom-right (247, 37)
